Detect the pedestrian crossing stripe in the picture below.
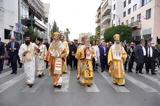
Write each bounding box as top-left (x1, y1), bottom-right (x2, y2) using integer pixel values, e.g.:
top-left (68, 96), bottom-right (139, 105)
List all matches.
top-left (0, 71), bottom-right (11, 79)
top-left (0, 68), bottom-right (21, 79)
top-left (98, 71), bottom-right (130, 93)
top-left (0, 70), bottom-right (160, 94)
top-left (126, 75), bottom-right (158, 92)
top-left (0, 73), bottom-right (25, 93)
top-left (85, 82), bottom-right (100, 92)
top-left (139, 74), bottom-right (160, 87)
top-left (54, 71), bottom-right (70, 92)
top-left (21, 77), bottom-right (47, 93)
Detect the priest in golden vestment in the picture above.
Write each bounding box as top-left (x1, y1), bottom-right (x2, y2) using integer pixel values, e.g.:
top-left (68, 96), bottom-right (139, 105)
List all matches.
top-left (75, 35), bottom-right (95, 87)
top-left (60, 35), bottom-right (69, 74)
top-left (108, 34), bottom-right (127, 86)
top-left (47, 32), bottom-right (65, 88)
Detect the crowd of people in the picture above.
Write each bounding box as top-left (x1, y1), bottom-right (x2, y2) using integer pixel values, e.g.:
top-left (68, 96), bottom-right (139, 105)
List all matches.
top-left (0, 31), bottom-right (160, 88)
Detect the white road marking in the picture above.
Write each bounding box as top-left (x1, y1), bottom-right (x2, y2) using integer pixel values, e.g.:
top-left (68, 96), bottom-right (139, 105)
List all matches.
top-left (0, 71), bottom-right (11, 79)
top-left (21, 76), bottom-right (47, 93)
top-left (85, 82), bottom-right (100, 92)
top-left (98, 71), bottom-right (130, 93)
top-left (0, 68), bottom-right (22, 79)
top-left (139, 74), bottom-right (160, 87)
top-left (54, 71), bottom-right (70, 92)
top-left (3, 66), bottom-right (9, 70)
top-left (126, 75), bottom-right (158, 92)
top-left (31, 77), bottom-right (47, 93)
top-left (0, 73), bottom-right (25, 93)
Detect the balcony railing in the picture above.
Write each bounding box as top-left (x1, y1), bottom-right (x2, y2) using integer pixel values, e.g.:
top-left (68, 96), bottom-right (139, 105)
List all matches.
top-left (129, 21), bottom-right (141, 29)
top-left (101, 15), bottom-right (111, 24)
top-left (101, 5), bottom-right (111, 17)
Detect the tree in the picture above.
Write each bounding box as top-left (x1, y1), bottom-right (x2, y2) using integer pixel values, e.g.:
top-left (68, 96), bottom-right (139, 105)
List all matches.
top-left (51, 20), bottom-right (59, 34)
top-left (104, 25), bottom-right (133, 43)
top-left (25, 27), bottom-right (37, 42)
top-left (95, 26), bottom-right (100, 39)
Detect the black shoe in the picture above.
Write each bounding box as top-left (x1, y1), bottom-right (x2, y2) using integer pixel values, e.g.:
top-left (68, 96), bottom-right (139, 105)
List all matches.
top-left (139, 72), bottom-right (143, 74)
top-left (87, 85), bottom-right (91, 87)
top-left (128, 70), bottom-right (132, 73)
top-left (57, 85), bottom-right (62, 89)
top-left (152, 73), bottom-right (156, 75)
top-left (28, 84), bottom-right (33, 88)
top-left (11, 72), bottom-right (14, 74)
top-left (38, 75), bottom-right (42, 78)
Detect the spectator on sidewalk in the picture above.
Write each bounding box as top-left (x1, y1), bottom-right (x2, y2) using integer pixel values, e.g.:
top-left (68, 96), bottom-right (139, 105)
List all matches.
top-left (7, 36), bottom-right (20, 74)
top-left (0, 37), bottom-right (5, 74)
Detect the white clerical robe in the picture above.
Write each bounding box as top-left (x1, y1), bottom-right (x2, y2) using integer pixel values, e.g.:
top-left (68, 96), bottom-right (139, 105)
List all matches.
top-left (35, 44), bottom-right (47, 76)
top-left (19, 43), bottom-right (36, 84)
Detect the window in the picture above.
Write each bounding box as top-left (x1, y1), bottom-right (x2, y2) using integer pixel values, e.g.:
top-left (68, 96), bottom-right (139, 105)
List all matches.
top-left (128, 8), bottom-right (131, 15)
top-left (113, 4), bottom-right (116, 10)
top-left (128, 0), bottom-right (131, 4)
top-left (137, 13), bottom-right (141, 21)
top-left (124, 1), bottom-right (126, 8)
top-left (126, 20), bottom-right (129, 25)
top-left (133, 4), bottom-right (137, 12)
top-left (4, 29), bottom-right (11, 39)
top-left (131, 17), bottom-right (134, 23)
top-left (146, 9), bottom-right (151, 19)
top-left (123, 11), bottom-right (126, 17)
top-left (142, 0), bottom-right (152, 6)
top-left (113, 14), bottom-right (115, 20)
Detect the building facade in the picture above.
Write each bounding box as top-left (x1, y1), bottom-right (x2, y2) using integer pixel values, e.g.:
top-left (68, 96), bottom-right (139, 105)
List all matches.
top-left (0, 0), bottom-right (50, 42)
top-left (96, 0), bottom-right (112, 37)
top-left (121, 0), bottom-right (160, 43)
top-left (0, 0), bottom-right (19, 43)
top-left (96, 0), bottom-right (160, 43)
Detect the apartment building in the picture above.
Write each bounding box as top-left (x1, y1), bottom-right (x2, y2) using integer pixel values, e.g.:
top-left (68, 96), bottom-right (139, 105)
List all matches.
top-left (96, 0), bottom-right (160, 43)
top-left (121, 0), bottom-right (160, 43)
top-left (96, 0), bottom-right (112, 37)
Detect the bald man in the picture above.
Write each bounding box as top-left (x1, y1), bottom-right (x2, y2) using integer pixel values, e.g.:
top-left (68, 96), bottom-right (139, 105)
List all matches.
top-left (7, 36), bottom-right (20, 74)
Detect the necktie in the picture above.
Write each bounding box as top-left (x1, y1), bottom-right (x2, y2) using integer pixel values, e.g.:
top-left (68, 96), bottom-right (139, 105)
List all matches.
top-left (148, 48), bottom-right (150, 57)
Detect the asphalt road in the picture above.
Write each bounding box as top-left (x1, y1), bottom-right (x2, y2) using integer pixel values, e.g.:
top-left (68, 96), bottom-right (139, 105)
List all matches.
top-left (0, 66), bottom-right (160, 106)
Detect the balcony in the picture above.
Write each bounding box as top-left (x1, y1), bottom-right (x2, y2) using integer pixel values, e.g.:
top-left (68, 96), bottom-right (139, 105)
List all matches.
top-left (27, 0), bottom-right (44, 17)
top-left (96, 17), bottom-right (101, 23)
top-left (101, 5), bottom-right (111, 17)
top-left (101, 15), bottom-right (111, 24)
top-left (129, 21), bottom-right (141, 29)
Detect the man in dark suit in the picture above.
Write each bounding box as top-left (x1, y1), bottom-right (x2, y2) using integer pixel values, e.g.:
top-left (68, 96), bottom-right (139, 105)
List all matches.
top-left (128, 42), bottom-right (135, 72)
top-left (68, 41), bottom-right (77, 70)
top-left (145, 42), bottom-right (156, 75)
top-left (99, 41), bottom-right (109, 72)
top-left (0, 37), bottom-right (5, 74)
top-left (135, 40), bottom-right (146, 74)
top-left (7, 36), bottom-right (20, 74)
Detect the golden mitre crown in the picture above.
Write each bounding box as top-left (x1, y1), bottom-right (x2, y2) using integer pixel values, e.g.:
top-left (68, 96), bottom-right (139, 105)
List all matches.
top-left (52, 32), bottom-right (60, 39)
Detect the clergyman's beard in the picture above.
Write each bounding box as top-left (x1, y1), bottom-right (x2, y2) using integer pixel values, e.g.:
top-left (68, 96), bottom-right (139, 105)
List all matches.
top-left (25, 41), bottom-right (30, 45)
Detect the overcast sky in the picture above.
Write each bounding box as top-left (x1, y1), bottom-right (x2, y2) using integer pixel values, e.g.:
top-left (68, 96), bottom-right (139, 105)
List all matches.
top-left (41, 0), bottom-right (101, 40)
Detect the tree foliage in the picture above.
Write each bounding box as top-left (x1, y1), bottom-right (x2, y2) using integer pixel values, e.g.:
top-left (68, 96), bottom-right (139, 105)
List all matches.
top-left (51, 20), bottom-right (59, 34)
top-left (26, 27), bottom-right (37, 42)
top-left (104, 25), bottom-right (133, 43)
top-left (95, 26), bottom-right (100, 38)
